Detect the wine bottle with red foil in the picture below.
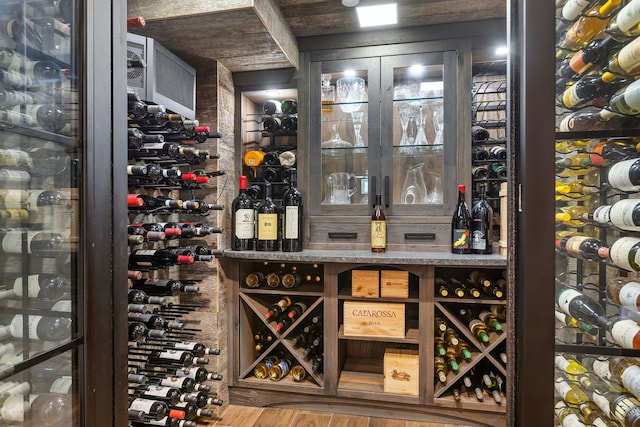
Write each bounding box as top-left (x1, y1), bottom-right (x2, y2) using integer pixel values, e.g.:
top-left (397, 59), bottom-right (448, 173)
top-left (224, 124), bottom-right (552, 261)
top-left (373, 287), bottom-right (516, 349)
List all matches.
top-left (129, 249), bottom-right (194, 270)
top-left (231, 175), bottom-right (255, 251)
top-left (451, 184), bottom-right (471, 254)
top-left (128, 194), bottom-right (183, 211)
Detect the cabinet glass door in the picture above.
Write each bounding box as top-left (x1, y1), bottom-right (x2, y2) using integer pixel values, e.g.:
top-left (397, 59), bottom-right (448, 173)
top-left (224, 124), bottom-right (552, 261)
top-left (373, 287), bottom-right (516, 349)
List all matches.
top-left (312, 57), bottom-right (380, 214)
top-left (0, 0), bottom-right (83, 425)
top-left (381, 51), bottom-right (458, 217)
top-left (553, 0), bottom-right (640, 425)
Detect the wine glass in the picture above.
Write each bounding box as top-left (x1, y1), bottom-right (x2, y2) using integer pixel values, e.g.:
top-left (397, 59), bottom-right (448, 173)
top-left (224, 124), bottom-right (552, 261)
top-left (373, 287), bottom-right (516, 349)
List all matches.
top-left (351, 110), bottom-right (365, 153)
top-left (336, 77), bottom-right (366, 114)
top-left (413, 104), bottom-right (429, 148)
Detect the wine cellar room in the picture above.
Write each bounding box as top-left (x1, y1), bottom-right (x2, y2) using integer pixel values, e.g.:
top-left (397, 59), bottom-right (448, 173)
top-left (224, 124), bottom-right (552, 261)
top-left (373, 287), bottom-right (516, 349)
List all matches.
top-left (9, 0), bottom-right (638, 426)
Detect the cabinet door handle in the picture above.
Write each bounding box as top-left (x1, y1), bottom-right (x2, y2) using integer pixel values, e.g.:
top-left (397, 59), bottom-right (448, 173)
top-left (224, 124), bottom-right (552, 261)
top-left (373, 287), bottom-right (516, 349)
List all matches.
top-left (328, 232), bottom-right (358, 239)
top-left (384, 176), bottom-right (390, 208)
top-left (371, 175), bottom-right (377, 208)
top-left (404, 233), bottom-right (436, 240)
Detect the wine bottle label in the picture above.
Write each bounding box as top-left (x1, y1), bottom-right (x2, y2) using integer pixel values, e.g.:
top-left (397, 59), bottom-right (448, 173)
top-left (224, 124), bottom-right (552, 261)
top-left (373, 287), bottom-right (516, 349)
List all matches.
top-left (557, 288), bottom-right (581, 315)
top-left (158, 350), bottom-right (184, 361)
top-left (610, 199), bottom-right (640, 231)
top-left (371, 220), bottom-right (386, 249)
top-left (562, 0), bottom-right (592, 21)
top-left (592, 205), bottom-right (611, 225)
top-left (613, 396), bottom-right (640, 423)
top-left (9, 315), bottom-right (42, 339)
top-left (592, 359), bottom-right (612, 381)
top-left (234, 208), bottom-right (254, 239)
top-left (471, 228), bottom-right (487, 250)
top-left (591, 418), bottom-right (609, 427)
top-left (144, 386), bottom-right (172, 398)
top-left (0, 190), bottom-right (27, 208)
top-left (624, 80), bottom-right (640, 110)
top-left (0, 169), bottom-right (30, 184)
top-left (0, 208), bottom-right (28, 223)
top-left (452, 229), bottom-right (469, 250)
top-left (173, 342), bottom-right (196, 351)
top-left (130, 249), bottom-right (157, 267)
top-left (610, 237), bottom-right (640, 271)
top-left (160, 376), bottom-right (187, 388)
top-left (565, 236), bottom-right (590, 257)
top-left (554, 379), bottom-right (572, 399)
top-left (592, 391), bottom-right (612, 417)
top-left (1, 394), bottom-right (26, 422)
top-left (621, 365), bottom-right (640, 398)
top-left (129, 398), bottom-right (156, 413)
top-left (616, 0), bottom-right (640, 33)
top-left (562, 413), bottom-right (584, 427)
top-left (284, 206), bottom-right (299, 239)
top-left (257, 213), bottom-right (277, 240)
top-left (562, 84), bottom-right (583, 108)
top-left (618, 37), bottom-right (640, 73)
top-left (146, 417), bottom-right (170, 426)
top-left (49, 375), bottom-right (73, 394)
top-left (13, 275), bottom-right (43, 298)
top-left (617, 281), bottom-right (640, 311)
top-left (555, 355), bottom-right (571, 372)
top-left (611, 319), bottom-right (640, 348)
top-left (0, 149), bottom-right (30, 167)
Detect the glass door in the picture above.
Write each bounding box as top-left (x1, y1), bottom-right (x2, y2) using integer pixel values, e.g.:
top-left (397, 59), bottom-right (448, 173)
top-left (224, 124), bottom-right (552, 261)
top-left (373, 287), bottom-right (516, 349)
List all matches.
top-left (0, 0), bottom-right (84, 425)
top-left (552, 0), bottom-right (640, 425)
top-left (381, 51), bottom-right (458, 217)
top-left (310, 57), bottom-right (380, 215)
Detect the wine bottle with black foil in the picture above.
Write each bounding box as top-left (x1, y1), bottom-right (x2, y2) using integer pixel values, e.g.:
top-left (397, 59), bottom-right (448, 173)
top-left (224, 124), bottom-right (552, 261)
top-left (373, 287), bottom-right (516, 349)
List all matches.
top-left (256, 182), bottom-right (280, 251)
top-left (371, 194), bottom-right (386, 253)
top-left (451, 184), bottom-right (471, 254)
top-left (471, 184), bottom-right (493, 254)
top-left (282, 168), bottom-right (303, 252)
top-left (231, 175), bottom-right (255, 251)
top-left (555, 284), bottom-right (612, 329)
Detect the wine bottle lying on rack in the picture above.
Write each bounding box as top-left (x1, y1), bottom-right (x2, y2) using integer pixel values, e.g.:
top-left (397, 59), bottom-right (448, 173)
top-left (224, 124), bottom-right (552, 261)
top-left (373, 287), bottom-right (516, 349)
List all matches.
top-left (130, 279), bottom-right (201, 296)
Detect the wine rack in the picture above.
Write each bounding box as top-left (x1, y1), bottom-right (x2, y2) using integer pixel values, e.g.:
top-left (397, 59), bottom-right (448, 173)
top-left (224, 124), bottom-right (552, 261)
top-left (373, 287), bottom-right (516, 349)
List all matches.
top-left (471, 60), bottom-right (507, 247)
top-left (241, 94), bottom-right (298, 205)
top-left (226, 255), bottom-right (507, 423)
top-left (237, 261), bottom-right (324, 390)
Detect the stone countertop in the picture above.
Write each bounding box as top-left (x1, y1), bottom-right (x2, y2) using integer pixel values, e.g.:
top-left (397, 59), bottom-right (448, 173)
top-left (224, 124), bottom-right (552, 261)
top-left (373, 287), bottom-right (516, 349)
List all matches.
top-left (222, 249), bottom-right (507, 267)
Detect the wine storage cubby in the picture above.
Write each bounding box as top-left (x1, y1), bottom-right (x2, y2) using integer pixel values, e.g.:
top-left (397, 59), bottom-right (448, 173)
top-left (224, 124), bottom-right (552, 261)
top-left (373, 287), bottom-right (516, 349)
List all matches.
top-left (237, 261), bottom-right (324, 391)
top-left (225, 254), bottom-right (507, 424)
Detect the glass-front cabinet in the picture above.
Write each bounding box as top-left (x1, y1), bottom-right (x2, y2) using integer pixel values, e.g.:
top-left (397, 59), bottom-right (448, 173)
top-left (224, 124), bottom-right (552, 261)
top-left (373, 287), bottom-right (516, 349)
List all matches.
top-left (302, 40), bottom-right (471, 250)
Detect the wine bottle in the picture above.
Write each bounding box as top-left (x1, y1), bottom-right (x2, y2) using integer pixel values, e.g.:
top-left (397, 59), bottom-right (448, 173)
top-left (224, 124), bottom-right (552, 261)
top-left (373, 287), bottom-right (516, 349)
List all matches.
top-left (471, 184), bottom-right (493, 254)
top-left (554, 401), bottom-right (587, 427)
top-left (556, 284), bottom-right (612, 329)
top-left (555, 354), bottom-right (588, 375)
top-left (588, 139), bottom-right (640, 166)
top-left (263, 100), bottom-right (282, 115)
top-left (560, 70), bottom-right (627, 109)
top-left (127, 313), bottom-right (183, 331)
top-left (479, 310), bottom-right (503, 333)
top-left (434, 356), bottom-right (448, 383)
top-left (555, 309), bottom-right (598, 334)
top-left (129, 249), bottom-right (194, 269)
top-left (468, 319), bottom-right (490, 343)
top-left (451, 184), bottom-right (471, 254)
top-left (281, 271), bottom-right (301, 288)
top-left (128, 225), bottom-right (166, 243)
top-left (264, 296), bottom-right (292, 320)
top-left (1, 313), bottom-right (71, 341)
top-left (558, 107), bottom-right (631, 132)
top-left (11, 273), bottom-right (70, 301)
top-left (268, 358), bottom-right (291, 381)
top-left (131, 279), bottom-right (200, 297)
top-left (609, 356), bottom-right (640, 399)
top-left (603, 35), bottom-right (640, 78)
top-left (606, 276), bottom-right (640, 313)
top-left (482, 372), bottom-right (502, 403)
top-left (607, 158), bottom-right (640, 192)
top-left (282, 168), bottom-right (303, 252)
top-left (128, 194), bottom-right (183, 211)
top-left (555, 234), bottom-right (608, 261)
top-left (558, 0), bottom-right (622, 51)
top-left (231, 175), bottom-right (255, 251)
top-left (472, 165), bottom-right (489, 180)
top-left (254, 355), bottom-right (279, 379)
top-left (472, 146), bottom-right (490, 161)
top-left (607, 236), bottom-right (640, 271)
top-left (128, 397), bottom-right (169, 421)
top-left (471, 125), bottom-right (490, 141)
top-left (591, 389), bottom-right (640, 426)
top-left (0, 229), bottom-right (70, 256)
top-left (129, 322), bottom-right (167, 342)
top-left (559, 36), bottom-right (623, 79)
top-left (444, 327), bottom-right (460, 347)
top-left (371, 194), bottom-right (386, 253)
top-left (256, 182), bottom-right (280, 251)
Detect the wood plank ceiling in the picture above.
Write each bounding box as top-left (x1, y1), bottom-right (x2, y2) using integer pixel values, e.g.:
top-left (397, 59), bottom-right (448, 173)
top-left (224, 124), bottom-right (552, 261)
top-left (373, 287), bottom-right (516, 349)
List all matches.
top-left (127, 0), bottom-right (506, 73)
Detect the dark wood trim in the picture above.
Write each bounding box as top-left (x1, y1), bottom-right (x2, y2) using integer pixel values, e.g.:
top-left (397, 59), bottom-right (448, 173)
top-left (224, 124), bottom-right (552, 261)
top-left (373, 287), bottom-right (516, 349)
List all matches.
top-left (298, 19), bottom-right (506, 53)
top-left (510, 0), bottom-right (555, 425)
top-left (82, 0), bottom-right (127, 425)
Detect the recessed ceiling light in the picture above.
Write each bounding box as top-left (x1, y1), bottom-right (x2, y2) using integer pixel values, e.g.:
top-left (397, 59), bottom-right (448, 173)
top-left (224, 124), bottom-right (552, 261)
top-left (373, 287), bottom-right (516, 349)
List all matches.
top-left (343, 69), bottom-right (356, 77)
top-left (408, 64), bottom-right (424, 76)
top-left (356, 3), bottom-right (398, 28)
top-left (342, 0), bottom-right (360, 6)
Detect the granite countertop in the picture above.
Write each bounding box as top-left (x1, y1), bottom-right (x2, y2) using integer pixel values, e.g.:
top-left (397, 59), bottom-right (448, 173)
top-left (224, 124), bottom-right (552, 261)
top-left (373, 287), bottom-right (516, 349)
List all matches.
top-left (222, 249), bottom-right (507, 266)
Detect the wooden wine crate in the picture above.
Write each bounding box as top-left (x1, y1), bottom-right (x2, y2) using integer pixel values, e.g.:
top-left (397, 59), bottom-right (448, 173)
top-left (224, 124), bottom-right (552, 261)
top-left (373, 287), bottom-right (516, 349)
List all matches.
top-left (343, 301), bottom-right (405, 338)
top-left (351, 270), bottom-right (380, 298)
top-left (383, 348), bottom-right (419, 396)
top-left (380, 270), bottom-right (409, 298)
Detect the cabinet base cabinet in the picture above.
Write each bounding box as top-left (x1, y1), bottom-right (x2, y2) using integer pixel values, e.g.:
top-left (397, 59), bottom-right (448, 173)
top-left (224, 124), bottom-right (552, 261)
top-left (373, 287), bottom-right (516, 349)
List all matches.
top-left (228, 386), bottom-right (506, 427)
top-left (223, 252), bottom-right (508, 425)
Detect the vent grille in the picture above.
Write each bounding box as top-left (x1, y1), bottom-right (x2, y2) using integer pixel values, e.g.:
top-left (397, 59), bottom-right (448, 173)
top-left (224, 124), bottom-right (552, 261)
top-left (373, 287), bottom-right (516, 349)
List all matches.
top-left (126, 41), bottom-right (145, 89)
top-left (155, 49), bottom-right (195, 109)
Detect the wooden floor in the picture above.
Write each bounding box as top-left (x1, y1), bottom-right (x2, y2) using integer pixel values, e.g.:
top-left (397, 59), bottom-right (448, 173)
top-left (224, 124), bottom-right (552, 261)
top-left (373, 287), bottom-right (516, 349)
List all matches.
top-left (213, 405), bottom-right (476, 427)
